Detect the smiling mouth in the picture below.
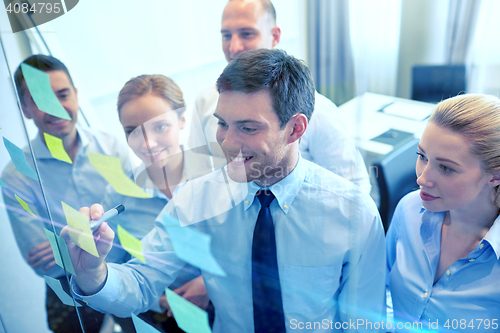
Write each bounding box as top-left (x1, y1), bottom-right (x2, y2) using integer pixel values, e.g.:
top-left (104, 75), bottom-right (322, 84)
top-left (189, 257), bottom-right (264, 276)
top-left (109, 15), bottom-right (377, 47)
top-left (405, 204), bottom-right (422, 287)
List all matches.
top-left (47, 118), bottom-right (67, 124)
top-left (143, 150), bottom-right (164, 158)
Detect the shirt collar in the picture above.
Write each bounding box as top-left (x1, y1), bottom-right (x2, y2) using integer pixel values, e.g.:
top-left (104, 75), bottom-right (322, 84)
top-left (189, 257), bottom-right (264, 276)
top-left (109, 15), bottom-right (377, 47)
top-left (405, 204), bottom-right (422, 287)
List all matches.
top-left (420, 204), bottom-right (500, 260)
top-left (483, 214), bottom-right (500, 259)
top-left (32, 124), bottom-right (87, 160)
top-left (243, 154), bottom-right (306, 214)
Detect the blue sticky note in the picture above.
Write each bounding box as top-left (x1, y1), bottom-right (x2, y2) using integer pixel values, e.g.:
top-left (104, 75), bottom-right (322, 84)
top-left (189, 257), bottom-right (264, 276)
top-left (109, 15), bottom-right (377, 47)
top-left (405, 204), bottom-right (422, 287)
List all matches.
top-left (43, 275), bottom-right (82, 307)
top-left (0, 177), bottom-right (7, 188)
top-left (164, 216), bottom-right (226, 277)
top-left (3, 137), bottom-right (39, 181)
top-left (21, 64), bottom-right (71, 120)
top-left (131, 313), bottom-right (162, 333)
top-left (166, 289), bottom-right (212, 333)
top-left (43, 228), bottom-right (77, 276)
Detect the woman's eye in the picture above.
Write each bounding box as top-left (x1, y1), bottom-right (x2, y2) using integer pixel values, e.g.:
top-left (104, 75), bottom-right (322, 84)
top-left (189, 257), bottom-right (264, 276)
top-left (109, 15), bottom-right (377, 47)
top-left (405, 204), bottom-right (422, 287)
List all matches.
top-left (218, 121), bottom-right (228, 128)
top-left (156, 124), bottom-right (169, 132)
top-left (440, 165), bottom-right (454, 173)
top-left (416, 152), bottom-right (427, 161)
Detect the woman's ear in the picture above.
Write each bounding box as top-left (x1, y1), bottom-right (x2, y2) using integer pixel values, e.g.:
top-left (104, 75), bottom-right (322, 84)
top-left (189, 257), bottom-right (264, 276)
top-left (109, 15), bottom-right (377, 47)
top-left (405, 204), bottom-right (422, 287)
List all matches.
top-left (489, 173), bottom-right (500, 188)
top-left (179, 114), bottom-right (186, 130)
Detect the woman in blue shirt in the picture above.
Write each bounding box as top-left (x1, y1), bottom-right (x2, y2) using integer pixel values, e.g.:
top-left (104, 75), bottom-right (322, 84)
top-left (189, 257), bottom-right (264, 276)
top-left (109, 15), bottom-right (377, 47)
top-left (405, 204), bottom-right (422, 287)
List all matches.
top-left (387, 94), bottom-right (500, 332)
top-left (103, 75), bottom-right (213, 332)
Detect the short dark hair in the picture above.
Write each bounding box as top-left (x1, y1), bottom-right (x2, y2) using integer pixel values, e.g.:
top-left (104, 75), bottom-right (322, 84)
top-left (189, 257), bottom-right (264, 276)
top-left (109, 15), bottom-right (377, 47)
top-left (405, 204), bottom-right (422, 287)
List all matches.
top-left (216, 48), bottom-right (315, 129)
top-left (14, 54), bottom-right (74, 104)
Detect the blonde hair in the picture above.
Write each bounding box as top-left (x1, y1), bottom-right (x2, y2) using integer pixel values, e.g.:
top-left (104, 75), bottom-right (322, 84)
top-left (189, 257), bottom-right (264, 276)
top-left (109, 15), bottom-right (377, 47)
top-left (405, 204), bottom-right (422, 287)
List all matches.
top-left (429, 94), bottom-right (500, 207)
top-left (117, 74), bottom-right (185, 117)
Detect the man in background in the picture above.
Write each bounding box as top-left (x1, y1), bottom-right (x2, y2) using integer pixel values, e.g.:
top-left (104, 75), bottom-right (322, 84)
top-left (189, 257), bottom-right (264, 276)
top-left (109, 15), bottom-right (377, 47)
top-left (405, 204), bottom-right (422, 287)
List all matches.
top-left (188, 0), bottom-right (371, 193)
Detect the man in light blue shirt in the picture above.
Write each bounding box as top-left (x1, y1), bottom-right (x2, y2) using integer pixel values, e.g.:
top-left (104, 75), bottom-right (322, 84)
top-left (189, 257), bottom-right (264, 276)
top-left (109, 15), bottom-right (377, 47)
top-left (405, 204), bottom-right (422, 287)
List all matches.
top-left (1, 54), bottom-right (131, 333)
top-left (65, 49), bottom-right (385, 332)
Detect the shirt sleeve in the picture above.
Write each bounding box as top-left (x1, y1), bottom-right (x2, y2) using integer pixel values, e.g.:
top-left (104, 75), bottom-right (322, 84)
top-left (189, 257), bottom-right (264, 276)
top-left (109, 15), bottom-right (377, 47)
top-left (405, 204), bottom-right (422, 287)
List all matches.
top-left (1, 166), bottom-right (64, 278)
top-left (71, 203), bottom-right (192, 317)
top-left (337, 200), bottom-right (386, 332)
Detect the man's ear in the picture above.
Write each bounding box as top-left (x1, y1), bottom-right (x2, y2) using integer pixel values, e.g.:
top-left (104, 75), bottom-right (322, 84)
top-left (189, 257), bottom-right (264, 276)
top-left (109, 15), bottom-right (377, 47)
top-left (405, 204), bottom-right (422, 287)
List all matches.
top-left (287, 113), bottom-right (307, 144)
top-left (489, 173), bottom-right (500, 188)
top-left (271, 26), bottom-right (281, 47)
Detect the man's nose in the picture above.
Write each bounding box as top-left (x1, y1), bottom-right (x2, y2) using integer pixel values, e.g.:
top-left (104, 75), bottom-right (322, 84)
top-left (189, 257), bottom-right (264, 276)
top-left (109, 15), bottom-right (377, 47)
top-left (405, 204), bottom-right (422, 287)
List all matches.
top-left (229, 36), bottom-right (244, 57)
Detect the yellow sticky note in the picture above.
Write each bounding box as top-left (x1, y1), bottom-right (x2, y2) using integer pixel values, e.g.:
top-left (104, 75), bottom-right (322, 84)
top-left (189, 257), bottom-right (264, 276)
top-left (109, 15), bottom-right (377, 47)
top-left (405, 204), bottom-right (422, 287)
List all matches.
top-left (117, 225), bottom-right (145, 263)
top-left (43, 133), bottom-right (72, 164)
top-left (15, 194), bottom-right (36, 217)
top-left (61, 201), bottom-right (99, 257)
top-left (88, 152), bottom-right (152, 199)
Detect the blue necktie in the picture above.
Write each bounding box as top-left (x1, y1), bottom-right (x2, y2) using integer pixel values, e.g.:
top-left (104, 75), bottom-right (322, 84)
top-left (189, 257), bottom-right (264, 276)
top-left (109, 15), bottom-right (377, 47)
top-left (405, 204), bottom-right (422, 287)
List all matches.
top-left (252, 189), bottom-right (286, 332)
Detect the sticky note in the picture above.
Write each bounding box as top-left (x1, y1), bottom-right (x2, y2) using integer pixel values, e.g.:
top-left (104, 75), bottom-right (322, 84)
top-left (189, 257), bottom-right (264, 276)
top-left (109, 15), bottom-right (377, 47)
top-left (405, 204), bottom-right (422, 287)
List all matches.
top-left (88, 152), bottom-right (152, 198)
top-left (0, 177), bottom-right (7, 188)
top-left (21, 63), bottom-right (71, 120)
top-left (15, 194), bottom-right (36, 217)
top-left (117, 225), bottom-right (145, 263)
top-left (164, 216), bottom-right (226, 277)
top-left (3, 137), bottom-right (39, 181)
top-left (43, 133), bottom-right (72, 164)
top-left (44, 229), bottom-right (76, 276)
top-left (131, 313), bottom-right (162, 333)
top-left (61, 201), bottom-right (99, 257)
top-left (165, 289), bottom-right (212, 333)
top-left (44, 275), bottom-right (82, 307)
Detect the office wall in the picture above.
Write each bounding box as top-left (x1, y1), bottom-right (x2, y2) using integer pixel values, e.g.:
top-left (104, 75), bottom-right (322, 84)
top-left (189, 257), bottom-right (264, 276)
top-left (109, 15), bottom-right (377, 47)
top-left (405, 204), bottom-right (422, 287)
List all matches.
top-left (396, 0), bottom-right (449, 99)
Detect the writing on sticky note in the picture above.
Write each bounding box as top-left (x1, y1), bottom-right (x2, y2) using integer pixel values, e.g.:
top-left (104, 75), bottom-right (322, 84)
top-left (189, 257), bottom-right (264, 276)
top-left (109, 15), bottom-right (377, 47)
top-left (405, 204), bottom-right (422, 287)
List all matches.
top-left (3, 137), bottom-right (39, 181)
top-left (164, 216), bottom-right (226, 277)
top-left (61, 201), bottom-right (99, 257)
top-left (117, 225), bottom-right (145, 263)
top-left (44, 275), bottom-right (82, 307)
top-left (44, 228), bottom-right (76, 276)
top-left (15, 194), bottom-right (36, 217)
top-left (43, 133), bottom-right (72, 164)
top-left (21, 63), bottom-right (71, 120)
top-left (166, 289), bottom-right (212, 333)
top-left (0, 177), bottom-right (7, 188)
top-left (88, 152), bottom-right (152, 199)
top-left (131, 313), bottom-right (162, 333)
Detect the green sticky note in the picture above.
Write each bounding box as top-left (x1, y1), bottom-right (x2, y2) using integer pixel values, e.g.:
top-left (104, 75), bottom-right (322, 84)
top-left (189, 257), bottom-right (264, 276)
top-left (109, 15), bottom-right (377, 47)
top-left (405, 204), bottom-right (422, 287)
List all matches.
top-left (117, 225), bottom-right (145, 263)
top-left (164, 216), bottom-right (226, 277)
top-left (3, 137), bottom-right (39, 181)
top-left (43, 229), bottom-right (76, 276)
top-left (43, 133), bottom-right (72, 164)
top-left (131, 313), bottom-right (162, 333)
top-left (44, 275), bottom-right (82, 307)
top-left (88, 152), bottom-right (152, 198)
top-left (15, 194), bottom-right (36, 217)
top-left (61, 201), bottom-right (99, 257)
top-left (166, 289), bottom-right (212, 333)
top-left (0, 177), bottom-right (7, 188)
top-left (20, 63), bottom-right (71, 120)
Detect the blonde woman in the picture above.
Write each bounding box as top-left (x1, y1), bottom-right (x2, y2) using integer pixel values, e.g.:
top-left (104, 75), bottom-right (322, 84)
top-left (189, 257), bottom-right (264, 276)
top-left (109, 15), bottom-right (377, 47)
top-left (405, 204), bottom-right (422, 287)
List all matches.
top-left (387, 94), bottom-right (500, 332)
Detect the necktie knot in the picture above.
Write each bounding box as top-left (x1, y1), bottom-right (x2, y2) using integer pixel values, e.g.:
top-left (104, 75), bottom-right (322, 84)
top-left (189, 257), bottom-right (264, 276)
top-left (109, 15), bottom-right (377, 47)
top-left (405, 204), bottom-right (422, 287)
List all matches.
top-left (256, 189), bottom-right (275, 208)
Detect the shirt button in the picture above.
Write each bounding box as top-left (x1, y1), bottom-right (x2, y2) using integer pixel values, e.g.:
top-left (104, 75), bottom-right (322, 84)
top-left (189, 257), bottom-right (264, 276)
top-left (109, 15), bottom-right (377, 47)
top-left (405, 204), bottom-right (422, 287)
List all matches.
top-left (245, 200), bottom-right (249, 205)
top-left (283, 204), bottom-right (288, 209)
top-left (446, 270), bottom-right (451, 276)
top-left (423, 292), bottom-right (428, 298)
top-left (469, 258), bottom-right (476, 262)
top-left (479, 243), bottom-right (484, 249)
